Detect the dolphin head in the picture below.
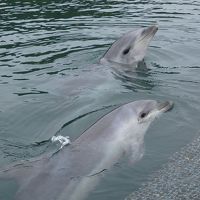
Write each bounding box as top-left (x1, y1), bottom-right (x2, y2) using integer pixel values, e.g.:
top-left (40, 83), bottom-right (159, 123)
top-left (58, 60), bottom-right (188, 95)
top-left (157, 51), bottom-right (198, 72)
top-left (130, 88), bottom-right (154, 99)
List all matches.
top-left (130, 100), bottom-right (173, 125)
top-left (123, 100), bottom-right (173, 137)
top-left (118, 100), bottom-right (173, 140)
top-left (100, 26), bottom-right (158, 66)
top-left (115, 100), bottom-right (173, 163)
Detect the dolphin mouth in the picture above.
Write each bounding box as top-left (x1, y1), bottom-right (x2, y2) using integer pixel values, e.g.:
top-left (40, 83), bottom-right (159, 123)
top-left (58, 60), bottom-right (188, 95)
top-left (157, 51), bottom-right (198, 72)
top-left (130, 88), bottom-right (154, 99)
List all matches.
top-left (157, 101), bottom-right (174, 112)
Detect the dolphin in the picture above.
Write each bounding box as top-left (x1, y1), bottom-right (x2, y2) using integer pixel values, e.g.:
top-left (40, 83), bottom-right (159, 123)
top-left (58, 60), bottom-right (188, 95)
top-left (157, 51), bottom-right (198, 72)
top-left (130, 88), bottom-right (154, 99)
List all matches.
top-left (0, 100), bottom-right (173, 200)
top-left (100, 25), bottom-right (158, 66)
top-left (40, 25), bottom-right (158, 97)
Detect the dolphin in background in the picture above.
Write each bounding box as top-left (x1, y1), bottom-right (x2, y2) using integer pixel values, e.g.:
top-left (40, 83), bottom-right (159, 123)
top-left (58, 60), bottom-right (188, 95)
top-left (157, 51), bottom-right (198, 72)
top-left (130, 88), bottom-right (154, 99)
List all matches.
top-left (42, 25), bottom-right (158, 97)
top-left (0, 100), bottom-right (173, 200)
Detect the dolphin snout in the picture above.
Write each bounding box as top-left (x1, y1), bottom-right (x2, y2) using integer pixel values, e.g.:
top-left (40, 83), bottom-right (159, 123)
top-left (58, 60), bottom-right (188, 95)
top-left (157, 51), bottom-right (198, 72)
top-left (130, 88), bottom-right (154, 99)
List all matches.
top-left (141, 25), bottom-right (158, 37)
top-left (157, 101), bottom-right (174, 112)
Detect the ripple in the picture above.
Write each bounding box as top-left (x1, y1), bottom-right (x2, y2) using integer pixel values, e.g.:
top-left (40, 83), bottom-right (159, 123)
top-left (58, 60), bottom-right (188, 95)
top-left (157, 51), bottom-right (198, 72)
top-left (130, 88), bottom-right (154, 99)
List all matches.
top-left (0, 0), bottom-right (200, 199)
top-left (14, 90), bottom-right (48, 96)
top-left (13, 66), bottom-right (53, 74)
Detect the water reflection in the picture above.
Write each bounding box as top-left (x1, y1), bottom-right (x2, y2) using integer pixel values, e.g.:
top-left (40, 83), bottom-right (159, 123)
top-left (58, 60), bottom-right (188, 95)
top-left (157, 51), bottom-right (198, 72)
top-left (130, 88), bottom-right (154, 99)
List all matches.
top-left (110, 61), bottom-right (155, 92)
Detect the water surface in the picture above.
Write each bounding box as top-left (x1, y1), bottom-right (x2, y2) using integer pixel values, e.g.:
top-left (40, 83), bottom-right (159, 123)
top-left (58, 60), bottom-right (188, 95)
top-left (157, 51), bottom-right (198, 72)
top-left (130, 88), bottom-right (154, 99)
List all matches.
top-left (0, 0), bottom-right (200, 200)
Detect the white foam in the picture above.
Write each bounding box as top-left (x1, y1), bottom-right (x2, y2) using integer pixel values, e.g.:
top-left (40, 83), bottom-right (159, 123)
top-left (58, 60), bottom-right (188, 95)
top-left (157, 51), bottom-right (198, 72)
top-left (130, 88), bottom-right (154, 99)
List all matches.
top-left (51, 135), bottom-right (71, 149)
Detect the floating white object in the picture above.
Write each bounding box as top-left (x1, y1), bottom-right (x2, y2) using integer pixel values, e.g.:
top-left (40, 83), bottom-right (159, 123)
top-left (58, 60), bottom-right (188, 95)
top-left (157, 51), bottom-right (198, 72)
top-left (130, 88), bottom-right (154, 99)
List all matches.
top-left (51, 135), bottom-right (71, 149)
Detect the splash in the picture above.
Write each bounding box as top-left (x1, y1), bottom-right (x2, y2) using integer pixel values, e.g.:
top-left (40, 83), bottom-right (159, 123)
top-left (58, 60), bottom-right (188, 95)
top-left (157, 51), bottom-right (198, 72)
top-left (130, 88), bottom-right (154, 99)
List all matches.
top-left (125, 135), bottom-right (200, 200)
top-left (51, 135), bottom-right (71, 149)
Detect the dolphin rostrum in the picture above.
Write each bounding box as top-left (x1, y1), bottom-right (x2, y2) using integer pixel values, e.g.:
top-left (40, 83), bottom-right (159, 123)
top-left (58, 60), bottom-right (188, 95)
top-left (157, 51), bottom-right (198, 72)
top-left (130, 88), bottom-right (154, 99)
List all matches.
top-left (0, 100), bottom-right (173, 200)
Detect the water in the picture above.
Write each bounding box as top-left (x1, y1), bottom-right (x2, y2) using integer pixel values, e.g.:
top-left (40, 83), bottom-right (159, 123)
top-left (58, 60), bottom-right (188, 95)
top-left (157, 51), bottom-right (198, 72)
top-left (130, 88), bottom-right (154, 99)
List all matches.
top-left (0, 0), bottom-right (200, 199)
top-left (125, 135), bottom-right (200, 200)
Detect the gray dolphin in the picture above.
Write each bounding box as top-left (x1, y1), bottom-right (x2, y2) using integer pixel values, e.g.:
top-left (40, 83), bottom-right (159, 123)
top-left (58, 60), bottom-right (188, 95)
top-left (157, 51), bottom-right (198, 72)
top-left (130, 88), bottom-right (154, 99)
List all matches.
top-left (0, 100), bottom-right (173, 200)
top-left (37, 25), bottom-right (158, 98)
top-left (100, 25), bottom-right (158, 66)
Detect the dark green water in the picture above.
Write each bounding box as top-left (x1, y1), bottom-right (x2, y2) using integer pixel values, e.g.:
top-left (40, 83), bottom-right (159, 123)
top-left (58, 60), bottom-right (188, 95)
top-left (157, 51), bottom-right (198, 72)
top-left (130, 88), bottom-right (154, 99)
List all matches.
top-left (0, 0), bottom-right (200, 199)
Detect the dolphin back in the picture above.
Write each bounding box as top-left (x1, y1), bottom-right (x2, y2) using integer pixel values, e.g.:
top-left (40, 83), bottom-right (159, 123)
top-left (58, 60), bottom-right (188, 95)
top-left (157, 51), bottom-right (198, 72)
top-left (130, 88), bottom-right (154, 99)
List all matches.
top-left (0, 142), bottom-right (109, 200)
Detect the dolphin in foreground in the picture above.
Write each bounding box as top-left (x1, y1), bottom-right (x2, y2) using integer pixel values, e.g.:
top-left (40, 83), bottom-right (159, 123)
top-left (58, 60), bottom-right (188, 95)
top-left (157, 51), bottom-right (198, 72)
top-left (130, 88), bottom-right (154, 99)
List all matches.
top-left (100, 25), bottom-right (158, 66)
top-left (0, 100), bottom-right (173, 200)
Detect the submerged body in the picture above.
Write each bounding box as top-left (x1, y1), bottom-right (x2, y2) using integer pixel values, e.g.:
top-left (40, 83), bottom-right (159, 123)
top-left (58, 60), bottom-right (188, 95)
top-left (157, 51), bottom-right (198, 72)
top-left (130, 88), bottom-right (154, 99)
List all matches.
top-left (0, 100), bottom-right (173, 200)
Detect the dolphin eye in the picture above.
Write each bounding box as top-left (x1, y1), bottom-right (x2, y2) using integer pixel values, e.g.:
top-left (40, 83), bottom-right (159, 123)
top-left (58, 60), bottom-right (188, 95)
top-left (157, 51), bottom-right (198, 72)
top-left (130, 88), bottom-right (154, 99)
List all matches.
top-left (123, 47), bottom-right (130, 55)
top-left (140, 112), bottom-right (148, 119)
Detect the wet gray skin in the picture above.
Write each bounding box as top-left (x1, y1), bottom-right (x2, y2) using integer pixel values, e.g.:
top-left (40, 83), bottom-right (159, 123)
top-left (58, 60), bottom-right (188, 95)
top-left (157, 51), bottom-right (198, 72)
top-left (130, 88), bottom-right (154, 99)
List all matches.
top-left (0, 100), bottom-right (173, 200)
top-left (100, 25), bottom-right (158, 66)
